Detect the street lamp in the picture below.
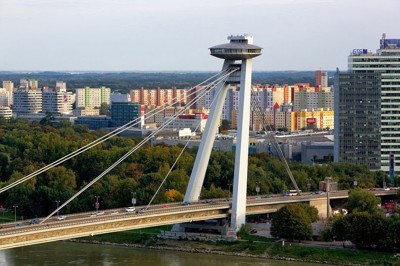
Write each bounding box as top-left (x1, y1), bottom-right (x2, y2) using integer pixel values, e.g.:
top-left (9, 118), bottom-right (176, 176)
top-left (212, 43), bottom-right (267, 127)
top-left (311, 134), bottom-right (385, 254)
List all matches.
top-left (255, 182), bottom-right (260, 196)
top-left (55, 200), bottom-right (60, 218)
top-left (325, 177), bottom-right (332, 223)
top-left (131, 192), bottom-right (136, 207)
top-left (13, 205), bottom-right (18, 223)
top-left (95, 196), bottom-right (100, 214)
top-left (228, 183), bottom-right (232, 197)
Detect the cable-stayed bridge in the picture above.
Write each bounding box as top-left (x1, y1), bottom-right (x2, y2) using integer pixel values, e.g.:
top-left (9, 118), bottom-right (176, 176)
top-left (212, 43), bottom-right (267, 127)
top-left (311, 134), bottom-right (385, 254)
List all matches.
top-left (0, 190), bottom-right (394, 250)
top-left (0, 34), bottom-right (388, 250)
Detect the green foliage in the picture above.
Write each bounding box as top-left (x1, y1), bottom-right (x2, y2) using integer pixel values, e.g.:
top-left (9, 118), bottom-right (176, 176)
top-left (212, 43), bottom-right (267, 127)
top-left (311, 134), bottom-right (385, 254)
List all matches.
top-left (345, 188), bottom-right (381, 214)
top-left (270, 203), bottom-right (316, 241)
top-left (331, 212), bottom-right (387, 249)
top-left (99, 103), bottom-right (110, 116)
top-left (0, 117), bottom-right (390, 223)
top-left (220, 120), bottom-right (231, 131)
top-left (237, 224), bottom-right (251, 238)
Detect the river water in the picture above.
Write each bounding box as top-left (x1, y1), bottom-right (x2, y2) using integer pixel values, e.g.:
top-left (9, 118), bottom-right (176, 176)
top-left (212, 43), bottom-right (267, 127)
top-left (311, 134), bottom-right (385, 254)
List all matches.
top-left (0, 242), bottom-right (329, 266)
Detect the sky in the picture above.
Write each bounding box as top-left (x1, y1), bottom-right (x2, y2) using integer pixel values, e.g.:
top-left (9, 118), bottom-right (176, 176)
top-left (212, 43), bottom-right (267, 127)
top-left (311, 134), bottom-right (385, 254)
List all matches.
top-left (0, 0), bottom-right (399, 72)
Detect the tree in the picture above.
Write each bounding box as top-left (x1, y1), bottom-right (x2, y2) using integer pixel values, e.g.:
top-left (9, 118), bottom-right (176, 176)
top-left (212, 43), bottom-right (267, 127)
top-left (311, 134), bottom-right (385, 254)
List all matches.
top-left (345, 188), bottom-right (381, 214)
top-left (99, 103), bottom-right (110, 116)
top-left (220, 119), bottom-right (231, 131)
top-left (270, 203), bottom-right (318, 241)
top-left (331, 212), bottom-right (387, 249)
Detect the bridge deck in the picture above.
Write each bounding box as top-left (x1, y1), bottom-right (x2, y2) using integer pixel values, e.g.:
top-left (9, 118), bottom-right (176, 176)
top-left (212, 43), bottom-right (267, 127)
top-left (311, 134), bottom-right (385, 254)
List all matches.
top-left (0, 190), bottom-right (395, 250)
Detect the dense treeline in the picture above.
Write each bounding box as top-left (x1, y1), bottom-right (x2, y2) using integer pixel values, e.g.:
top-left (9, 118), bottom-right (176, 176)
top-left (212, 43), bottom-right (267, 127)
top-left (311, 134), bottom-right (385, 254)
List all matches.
top-left (323, 189), bottom-right (400, 251)
top-left (0, 71), bottom-right (330, 94)
top-left (0, 118), bottom-right (387, 219)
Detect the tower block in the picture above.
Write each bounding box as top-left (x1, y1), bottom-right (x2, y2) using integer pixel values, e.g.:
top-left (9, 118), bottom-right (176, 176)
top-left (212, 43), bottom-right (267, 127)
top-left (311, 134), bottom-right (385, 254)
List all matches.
top-left (184, 35), bottom-right (262, 232)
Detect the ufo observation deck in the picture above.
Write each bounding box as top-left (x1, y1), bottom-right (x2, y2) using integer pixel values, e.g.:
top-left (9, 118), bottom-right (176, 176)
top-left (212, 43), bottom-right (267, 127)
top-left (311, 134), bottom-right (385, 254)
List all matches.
top-left (209, 34), bottom-right (262, 60)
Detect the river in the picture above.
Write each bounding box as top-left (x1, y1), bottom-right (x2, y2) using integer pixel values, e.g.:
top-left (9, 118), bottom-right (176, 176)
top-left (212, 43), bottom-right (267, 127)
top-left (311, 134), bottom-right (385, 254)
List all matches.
top-left (0, 242), bottom-right (330, 266)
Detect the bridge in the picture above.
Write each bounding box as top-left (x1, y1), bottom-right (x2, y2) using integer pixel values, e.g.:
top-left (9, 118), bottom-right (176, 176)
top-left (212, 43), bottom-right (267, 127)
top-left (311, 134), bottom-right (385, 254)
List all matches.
top-left (0, 190), bottom-right (395, 250)
top-left (0, 35), bottom-right (394, 250)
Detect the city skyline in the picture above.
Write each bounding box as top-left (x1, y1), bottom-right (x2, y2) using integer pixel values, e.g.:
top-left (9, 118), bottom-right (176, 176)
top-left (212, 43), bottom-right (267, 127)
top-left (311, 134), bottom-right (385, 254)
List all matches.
top-left (0, 0), bottom-right (399, 72)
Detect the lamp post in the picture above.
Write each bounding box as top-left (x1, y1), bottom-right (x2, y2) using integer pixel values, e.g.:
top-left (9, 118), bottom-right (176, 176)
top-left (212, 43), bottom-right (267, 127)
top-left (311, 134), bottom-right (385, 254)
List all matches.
top-left (95, 196), bottom-right (100, 214)
top-left (55, 200), bottom-right (60, 218)
top-left (13, 205), bottom-right (18, 223)
top-left (255, 182), bottom-right (260, 196)
top-left (325, 177), bottom-right (332, 223)
top-left (131, 192), bottom-right (136, 207)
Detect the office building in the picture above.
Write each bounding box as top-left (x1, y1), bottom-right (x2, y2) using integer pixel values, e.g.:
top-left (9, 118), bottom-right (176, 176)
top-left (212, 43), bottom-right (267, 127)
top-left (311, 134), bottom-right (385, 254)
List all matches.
top-left (335, 34), bottom-right (400, 173)
top-left (73, 107), bottom-right (100, 116)
top-left (110, 102), bottom-right (144, 128)
top-left (13, 89), bottom-right (42, 114)
top-left (75, 116), bottom-right (110, 130)
top-left (165, 113), bottom-right (208, 132)
top-left (42, 89), bottom-right (73, 114)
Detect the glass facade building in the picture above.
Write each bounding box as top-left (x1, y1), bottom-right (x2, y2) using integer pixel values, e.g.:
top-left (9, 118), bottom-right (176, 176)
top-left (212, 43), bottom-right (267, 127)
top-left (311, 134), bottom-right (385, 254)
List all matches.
top-left (335, 35), bottom-right (400, 173)
top-left (111, 102), bottom-right (143, 128)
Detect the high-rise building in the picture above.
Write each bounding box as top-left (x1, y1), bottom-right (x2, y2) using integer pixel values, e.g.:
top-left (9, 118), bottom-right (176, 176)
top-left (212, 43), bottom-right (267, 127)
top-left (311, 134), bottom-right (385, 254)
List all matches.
top-left (19, 79), bottom-right (38, 90)
top-left (293, 87), bottom-right (333, 111)
top-left (315, 70), bottom-right (328, 87)
top-left (2, 81), bottom-right (14, 105)
top-left (335, 34), bottom-right (400, 174)
top-left (75, 86), bottom-right (110, 108)
top-left (0, 89), bottom-right (12, 107)
top-left (130, 87), bottom-right (187, 106)
top-left (55, 81), bottom-right (67, 92)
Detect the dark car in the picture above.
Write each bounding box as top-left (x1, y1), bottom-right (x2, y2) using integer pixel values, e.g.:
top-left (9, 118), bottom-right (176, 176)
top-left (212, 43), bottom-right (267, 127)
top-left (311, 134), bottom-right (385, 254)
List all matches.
top-left (29, 219), bottom-right (40, 225)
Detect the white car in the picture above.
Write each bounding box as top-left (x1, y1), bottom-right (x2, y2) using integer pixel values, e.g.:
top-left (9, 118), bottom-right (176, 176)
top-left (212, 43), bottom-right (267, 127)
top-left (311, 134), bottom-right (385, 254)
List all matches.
top-left (57, 215), bottom-right (67, 220)
top-left (125, 207), bottom-right (135, 212)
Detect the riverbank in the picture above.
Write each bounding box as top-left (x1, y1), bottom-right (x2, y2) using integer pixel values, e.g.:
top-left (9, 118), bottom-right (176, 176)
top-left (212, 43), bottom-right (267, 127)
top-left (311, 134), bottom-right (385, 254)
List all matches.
top-left (74, 229), bottom-right (400, 265)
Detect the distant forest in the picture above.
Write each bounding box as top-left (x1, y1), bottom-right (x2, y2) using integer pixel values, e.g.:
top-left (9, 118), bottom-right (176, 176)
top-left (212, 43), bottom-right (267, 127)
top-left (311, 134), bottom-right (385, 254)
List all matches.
top-left (0, 71), bottom-right (334, 94)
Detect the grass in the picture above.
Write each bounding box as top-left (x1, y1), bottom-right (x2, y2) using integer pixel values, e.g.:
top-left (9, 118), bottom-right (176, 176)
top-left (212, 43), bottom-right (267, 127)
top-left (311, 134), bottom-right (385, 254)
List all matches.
top-left (79, 225), bottom-right (172, 246)
top-left (0, 212), bottom-right (17, 223)
top-left (78, 227), bottom-right (400, 265)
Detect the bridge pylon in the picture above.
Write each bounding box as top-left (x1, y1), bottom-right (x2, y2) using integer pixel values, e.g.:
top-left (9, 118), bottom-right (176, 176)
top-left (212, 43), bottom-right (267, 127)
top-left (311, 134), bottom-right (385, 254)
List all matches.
top-left (183, 34), bottom-right (262, 232)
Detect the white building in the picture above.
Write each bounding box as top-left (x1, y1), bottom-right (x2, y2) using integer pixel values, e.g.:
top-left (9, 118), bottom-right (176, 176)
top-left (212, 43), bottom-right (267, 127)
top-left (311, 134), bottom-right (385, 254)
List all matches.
top-left (42, 90), bottom-right (73, 114)
top-left (0, 88), bottom-right (12, 107)
top-left (55, 81), bottom-right (67, 92)
top-left (2, 81), bottom-right (14, 104)
top-left (13, 89), bottom-right (42, 114)
top-left (165, 113), bottom-right (208, 132)
top-left (0, 106), bottom-right (12, 119)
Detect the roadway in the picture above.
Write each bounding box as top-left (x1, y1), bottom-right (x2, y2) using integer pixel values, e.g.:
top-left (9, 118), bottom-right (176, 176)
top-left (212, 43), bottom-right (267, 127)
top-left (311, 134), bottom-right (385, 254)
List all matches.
top-left (0, 189), bottom-right (395, 250)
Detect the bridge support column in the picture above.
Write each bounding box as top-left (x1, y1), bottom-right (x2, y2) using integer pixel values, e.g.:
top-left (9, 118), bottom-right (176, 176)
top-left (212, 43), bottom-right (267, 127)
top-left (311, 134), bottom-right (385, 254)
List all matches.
top-left (184, 60), bottom-right (233, 203)
top-left (230, 58), bottom-right (252, 232)
top-left (179, 35), bottom-right (261, 235)
top-left (309, 198), bottom-right (332, 222)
